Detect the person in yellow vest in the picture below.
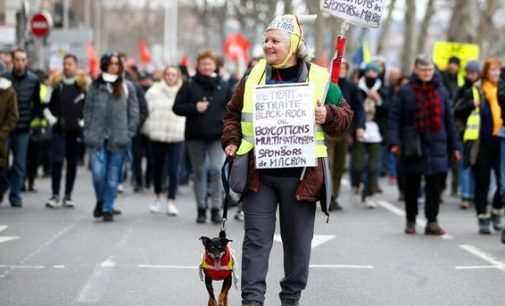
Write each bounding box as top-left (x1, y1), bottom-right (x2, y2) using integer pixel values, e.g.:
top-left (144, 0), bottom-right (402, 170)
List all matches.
top-left (222, 15), bottom-right (353, 306)
top-left (473, 57), bottom-right (504, 235)
top-left (453, 60), bottom-right (481, 210)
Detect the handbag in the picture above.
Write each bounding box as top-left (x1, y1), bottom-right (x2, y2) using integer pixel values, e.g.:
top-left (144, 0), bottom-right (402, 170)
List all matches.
top-left (400, 126), bottom-right (423, 159)
top-left (227, 154), bottom-right (249, 194)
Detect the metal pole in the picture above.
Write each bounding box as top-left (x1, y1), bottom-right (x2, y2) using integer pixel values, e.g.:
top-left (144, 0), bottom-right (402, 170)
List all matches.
top-left (163, 0), bottom-right (177, 65)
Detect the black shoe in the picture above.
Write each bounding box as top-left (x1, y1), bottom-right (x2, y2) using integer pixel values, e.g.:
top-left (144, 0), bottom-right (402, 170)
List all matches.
top-left (405, 221), bottom-right (416, 235)
top-left (329, 197), bottom-right (343, 211)
top-left (425, 222), bottom-right (446, 236)
top-left (10, 199), bottom-right (22, 208)
top-left (93, 201), bottom-right (103, 218)
top-left (133, 185), bottom-right (143, 193)
top-left (112, 208), bottom-right (121, 215)
top-left (211, 208), bottom-right (223, 224)
top-left (196, 208), bottom-right (207, 224)
top-left (103, 212), bottom-right (114, 222)
top-left (491, 212), bottom-right (504, 231)
top-left (479, 217), bottom-right (492, 235)
top-left (501, 230), bottom-right (505, 244)
top-left (28, 185), bottom-right (37, 193)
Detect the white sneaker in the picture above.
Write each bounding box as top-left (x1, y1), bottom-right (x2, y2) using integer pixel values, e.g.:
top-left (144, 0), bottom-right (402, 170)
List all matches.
top-left (166, 200), bottom-right (179, 216)
top-left (45, 195), bottom-right (60, 208)
top-left (117, 184), bottom-right (124, 193)
top-left (150, 199), bottom-right (162, 213)
top-left (365, 199), bottom-right (377, 209)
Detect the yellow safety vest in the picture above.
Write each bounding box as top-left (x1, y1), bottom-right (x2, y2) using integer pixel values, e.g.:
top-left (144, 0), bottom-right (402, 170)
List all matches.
top-left (237, 59), bottom-right (329, 159)
top-left (463, 86), bottom-right (481, 142)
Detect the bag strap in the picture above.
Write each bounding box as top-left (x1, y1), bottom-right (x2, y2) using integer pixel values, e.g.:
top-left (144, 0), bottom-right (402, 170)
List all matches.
top-left (219, 156), bottom-right (233, 238)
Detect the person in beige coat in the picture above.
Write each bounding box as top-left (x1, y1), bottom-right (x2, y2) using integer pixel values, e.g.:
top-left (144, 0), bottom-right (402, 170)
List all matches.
top-left (143, 66), bottom-right (185, 215)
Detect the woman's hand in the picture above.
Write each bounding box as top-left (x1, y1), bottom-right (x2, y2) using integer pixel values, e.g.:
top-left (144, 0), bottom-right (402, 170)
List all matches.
top-left (225, 144), bottom-right (238, 157)
top-left (196, 101), bottom-right (209, 113)
top-left (315, 100), bottom-right (327, 125)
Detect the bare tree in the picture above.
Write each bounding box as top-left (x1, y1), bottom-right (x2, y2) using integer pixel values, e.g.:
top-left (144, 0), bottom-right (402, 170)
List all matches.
top-left (416, 0), bottom-right (436, 54)
top-left (376, 0), bottom-right (397, 55)
top-left (447, 0), bottom-right (479, 42)
top-left (478, 0), bottom-right (502, 55)
top-left (401, 0), bottom-right (416, 75)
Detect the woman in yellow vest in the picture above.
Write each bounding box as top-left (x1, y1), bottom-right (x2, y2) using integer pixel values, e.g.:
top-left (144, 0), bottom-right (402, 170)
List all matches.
top-left (222, 15), bottom-right (353, 306)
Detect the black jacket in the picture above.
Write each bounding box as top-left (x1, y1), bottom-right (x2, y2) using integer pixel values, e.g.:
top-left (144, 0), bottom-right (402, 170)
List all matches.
top-left (339, 77), bottom-right (365, 134)
top-left (3, 70), bottom-right (41, 133)
top-left (453, 78), bottom-right (481, 137)
top-left (173, 74), bottom-right (232, 141)
top-left (48, 81), bottom-right (86, 135)
top-left (441, 70), bottom-right (459, 103)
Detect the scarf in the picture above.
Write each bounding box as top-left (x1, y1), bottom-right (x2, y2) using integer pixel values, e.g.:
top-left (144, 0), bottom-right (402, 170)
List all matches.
top-left (412, 79), bottom-right (442, 134)
top-left (482, 80), bottom-right (502, 136)
top-left (193, 72), bottom-right (220, 92)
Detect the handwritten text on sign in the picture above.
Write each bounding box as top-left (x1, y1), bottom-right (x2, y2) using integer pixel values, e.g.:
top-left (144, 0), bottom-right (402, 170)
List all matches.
top-left (254, 83), bottom-right (316, 169)
top-left (321, 0), bottom-right (385, 28)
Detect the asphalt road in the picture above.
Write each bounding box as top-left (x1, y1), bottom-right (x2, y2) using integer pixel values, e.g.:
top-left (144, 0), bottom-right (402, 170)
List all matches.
top-left (1, 169), bottom-right (505, 306)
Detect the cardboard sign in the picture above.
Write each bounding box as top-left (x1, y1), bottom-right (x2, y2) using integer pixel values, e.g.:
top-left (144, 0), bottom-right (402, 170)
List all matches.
top-left (253, 83), bottom-right (316, 169)
top-left (320, 0), bottom-right (385, 28)
top-left (433, 41), bottom-right (480, 71)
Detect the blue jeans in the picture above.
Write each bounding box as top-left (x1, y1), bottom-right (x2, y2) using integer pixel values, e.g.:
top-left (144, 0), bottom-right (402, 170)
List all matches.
top-left (89, 145), bottom-right (126, 213)
top-left (187, 140), bottom-right (224, 209)
top-left (460, 165), bottom-right (474, 201)
top-left (8, 132), bottom-right (30, 204)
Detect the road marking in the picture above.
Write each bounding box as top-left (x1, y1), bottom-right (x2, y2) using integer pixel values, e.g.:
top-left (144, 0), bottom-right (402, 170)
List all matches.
top-left (376, 200), bottom-right (454, 240)
top-left (459, 244), bottom-right (505, 272)
top-left (0, 265), bottom-right (45, 269)
top-left (0, 225), bottom-right (19, 244)
top-left (101, 258), bottom-right (116, 268)
top-left (455, 265), bottom-right (503, 270)
top-left (274, 234), bottom-right (335, 249)
top-left (309, 264), bottom-right (374, 269)
top-left (75, 262), bottom-right (115, 304)
top-left (138, 265), bottom-right (199, 269)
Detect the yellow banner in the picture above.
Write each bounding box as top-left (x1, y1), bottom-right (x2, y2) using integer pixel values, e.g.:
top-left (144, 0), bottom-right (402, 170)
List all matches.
top-left (432, 41), bottom-right (480, 71)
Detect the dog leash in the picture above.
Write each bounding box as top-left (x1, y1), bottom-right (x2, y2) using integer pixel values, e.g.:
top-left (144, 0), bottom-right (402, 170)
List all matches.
top-left (220, 157), bottom-right (233, 239)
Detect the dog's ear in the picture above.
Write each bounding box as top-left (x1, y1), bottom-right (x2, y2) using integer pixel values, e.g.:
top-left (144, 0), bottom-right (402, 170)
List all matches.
top-left (200, 236), bottom-right (211, 247)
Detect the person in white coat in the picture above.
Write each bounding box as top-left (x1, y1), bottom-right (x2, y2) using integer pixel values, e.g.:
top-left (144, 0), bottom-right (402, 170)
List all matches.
top-left (143, 66), bottom-right (185, 215)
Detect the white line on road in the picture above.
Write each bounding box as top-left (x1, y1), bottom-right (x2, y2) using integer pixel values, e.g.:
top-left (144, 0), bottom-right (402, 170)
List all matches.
top-left (0, 225), bottom-right (19, 244)
top-left (138, 265), bottom-right (199, 269)
top-left (459, 244), bottom-right (505, 272)
top-left (376, 200), bottom-right (454, 240)
top-left (455, 265), bottom-right (503, 270)
top-left (101, 258), bottom-right (116, 268)
top-left (0, 265), bottom-right (45, 269)
top-left (309, 265), bottom-right (374, 269)
top-left (274, 234), bottom-right (336, 249)
top-left (75, 261), bottom-right (115, 304)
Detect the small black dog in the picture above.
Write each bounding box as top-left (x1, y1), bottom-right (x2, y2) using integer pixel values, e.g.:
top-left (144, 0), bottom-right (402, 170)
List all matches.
top-left (199, 232), bottom-right (236, 306)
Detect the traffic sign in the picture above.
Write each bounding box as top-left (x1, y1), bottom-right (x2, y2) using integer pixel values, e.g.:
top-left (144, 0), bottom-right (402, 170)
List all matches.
top-left (31, 12), bottom-right (53, 39)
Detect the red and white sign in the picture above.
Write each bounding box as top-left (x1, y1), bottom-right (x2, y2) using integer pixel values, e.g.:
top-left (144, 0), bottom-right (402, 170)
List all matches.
top-left (223, 33), bottom-right (251, 63)
top-left (30, 12), bottom-right (53, 39)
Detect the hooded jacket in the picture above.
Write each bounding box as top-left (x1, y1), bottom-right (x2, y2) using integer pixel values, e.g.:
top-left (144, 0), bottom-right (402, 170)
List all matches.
top-left (83, 75), bottom-right (139, 151)
top-left (48, 72), bottom-right (89, 135)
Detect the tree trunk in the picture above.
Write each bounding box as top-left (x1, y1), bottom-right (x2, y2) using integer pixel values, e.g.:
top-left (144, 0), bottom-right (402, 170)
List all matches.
top-left (416, 0), bottom-right (435, 54)
top-left (478, 0), bottom-right (501, 55)
top-left (376, 0), bottom-right (397, 55)
top-left (401, 0), bottom-right (416, 75)
top-left (447, 0), bottom-right (479, 43)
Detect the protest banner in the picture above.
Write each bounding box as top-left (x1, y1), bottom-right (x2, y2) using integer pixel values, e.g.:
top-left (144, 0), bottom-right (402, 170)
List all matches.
top-left (433, 41), bottom-right (480, 71)
top-left (253, 83), bottom-right (316, 169)
top-left (320, 0), bottom-right (385, 28)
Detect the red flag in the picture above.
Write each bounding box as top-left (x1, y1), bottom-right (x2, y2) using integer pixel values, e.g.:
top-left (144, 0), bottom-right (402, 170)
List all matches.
top-left (87, 43), bottom-right (99, 78)
top-left (223, 33), bottom-right (251, 63)
top-left (138, 39), bottom-right (152, 65)
top-left (179, 55), bottom-right (190, 67)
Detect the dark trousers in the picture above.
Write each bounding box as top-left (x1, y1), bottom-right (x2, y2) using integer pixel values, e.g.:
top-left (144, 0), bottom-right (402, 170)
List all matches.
top-left (49, 133), bottom-right (82, 197)
top-left (325, 135), bottom-right (348, 198)
top-left (151, 141), bottom-right (184, 199)
top-left (26, 138), bottom-right (50, 187)
top-left (0, 167), bottom-right (8, 198)
top-left (241, 175), bottom-right (315, 305)
top-left (351, 142), bottom-right (381, 194)
top-left (405, 172), bottom-right (445, 223)
top-left (472, 138), bottom-right (503, 216)
top-left (131, 134), bottom-right (152, 188)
